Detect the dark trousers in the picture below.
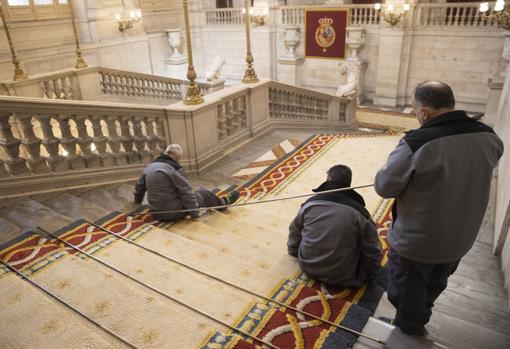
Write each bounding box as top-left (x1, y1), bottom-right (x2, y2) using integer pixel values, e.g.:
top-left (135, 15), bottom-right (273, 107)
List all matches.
top-left (387, 249), bottom-right (460, 335)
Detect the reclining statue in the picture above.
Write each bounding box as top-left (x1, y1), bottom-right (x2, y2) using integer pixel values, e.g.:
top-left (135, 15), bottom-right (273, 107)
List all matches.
top-left (205, 56), bottom-right (226, 82)
top-left (336, 61), bottom-right (360, 98)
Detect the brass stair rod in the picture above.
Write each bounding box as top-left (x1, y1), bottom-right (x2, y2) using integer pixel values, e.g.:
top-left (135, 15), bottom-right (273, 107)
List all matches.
top-left (0, 258), bottom-right (140, 349)
top-left (36, 226), bottom-right (280, 349)
top-left (89, 222), bottom-right (386, 345)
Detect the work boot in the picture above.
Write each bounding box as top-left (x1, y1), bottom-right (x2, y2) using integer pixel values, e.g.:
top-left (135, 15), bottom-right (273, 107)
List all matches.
top-left (220, 190), bottom-right (240, 211)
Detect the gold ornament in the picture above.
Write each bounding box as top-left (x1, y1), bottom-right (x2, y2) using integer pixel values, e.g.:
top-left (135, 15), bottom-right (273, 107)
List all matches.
top-left (315, 17), bottom-right (336, 53)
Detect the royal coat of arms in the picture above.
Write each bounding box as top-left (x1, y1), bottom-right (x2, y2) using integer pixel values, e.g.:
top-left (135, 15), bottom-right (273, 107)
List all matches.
top-left (315, 17), bottom-right (336, 53)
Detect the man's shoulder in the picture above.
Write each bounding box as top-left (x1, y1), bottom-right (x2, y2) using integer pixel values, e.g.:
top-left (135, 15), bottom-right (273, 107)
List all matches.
top-left (403, 118), bottom-right (495, 154)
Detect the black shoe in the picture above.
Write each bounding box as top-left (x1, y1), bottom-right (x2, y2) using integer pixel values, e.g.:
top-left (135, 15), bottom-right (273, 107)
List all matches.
top-left (222, 190), bottom-right (240, 206)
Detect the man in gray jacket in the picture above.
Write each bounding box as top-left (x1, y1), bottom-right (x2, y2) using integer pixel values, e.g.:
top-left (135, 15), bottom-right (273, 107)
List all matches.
top-left (134, 144), bottom-right (239, 221)
top-left (288, 165), bottom-right (382, 288)
top-left (375, 81), bottom-right (504, 335)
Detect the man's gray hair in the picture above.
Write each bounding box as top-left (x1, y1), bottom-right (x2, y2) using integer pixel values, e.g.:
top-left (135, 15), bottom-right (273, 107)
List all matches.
top-left (165, 144), bottom-right (183, 157)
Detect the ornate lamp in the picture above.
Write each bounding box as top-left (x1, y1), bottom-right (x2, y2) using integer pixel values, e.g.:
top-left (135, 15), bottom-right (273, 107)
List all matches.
top-left (114, 10), bottom-right (142, 32)
top-left (374, 2), bottom-right (410, 26)
top-left (479, 1), bottom-right (509, 30)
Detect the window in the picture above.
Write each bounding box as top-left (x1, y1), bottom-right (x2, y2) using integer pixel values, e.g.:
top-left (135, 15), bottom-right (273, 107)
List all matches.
top-left (4, 0), bottom-right (71, 21)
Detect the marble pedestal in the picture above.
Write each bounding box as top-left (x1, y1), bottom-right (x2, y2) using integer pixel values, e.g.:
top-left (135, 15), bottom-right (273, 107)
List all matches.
top-left (277, 56), bottom-right (304, 86)
top-left (165, 56), bottom-right (188, 80)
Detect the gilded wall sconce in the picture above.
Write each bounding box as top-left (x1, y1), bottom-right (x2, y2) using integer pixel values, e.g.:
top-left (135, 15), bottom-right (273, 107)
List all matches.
top-left (114, 10), bottom-right (142, 32)
top-left (243, 7), bottom-right (268, 26)
top-left (480, 1), bottom-right (509, 30)
top-left (375, 3), bottom-right (409, 27)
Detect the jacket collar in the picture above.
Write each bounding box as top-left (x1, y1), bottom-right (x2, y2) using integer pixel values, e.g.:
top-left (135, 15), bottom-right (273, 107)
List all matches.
top-left (421, 110), bottom-right (470, 129)
top-left (153, 154), bottom-right (182, 171)
top-left (305, 180), bottom-right (370, 219)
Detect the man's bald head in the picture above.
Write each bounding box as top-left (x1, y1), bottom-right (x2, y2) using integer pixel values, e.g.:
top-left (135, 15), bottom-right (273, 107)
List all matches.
top-left (413, 81), bottom-right (456, 126)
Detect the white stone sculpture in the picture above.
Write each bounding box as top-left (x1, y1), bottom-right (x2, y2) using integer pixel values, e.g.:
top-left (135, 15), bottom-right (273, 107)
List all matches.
top-left (336, 61), bottom-right (360, 97)
top-left (167, 28), bottom-right (184, 60)
top-left (283, 25), bottom-right (301, 59)
top-left (346, 26), bottom-right (365, 63)
top-left (205, 56), bottom-right (226, 82)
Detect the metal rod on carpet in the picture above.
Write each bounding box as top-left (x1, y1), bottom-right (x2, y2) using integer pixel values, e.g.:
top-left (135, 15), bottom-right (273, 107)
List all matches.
top-left (88, 222), bottom-right (386, 345)
top-left (36, 227), bottom-right (281, 349)
top-left (148, 184), bottom-right (375, 215)
top-left (0, 258), bottom-right (141, 349)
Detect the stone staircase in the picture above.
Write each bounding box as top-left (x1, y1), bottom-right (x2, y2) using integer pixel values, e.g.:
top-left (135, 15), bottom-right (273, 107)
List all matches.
top-left (0, 176), bottom-right (510, 349)
top-left (0, 180), bottom-right (451, 349)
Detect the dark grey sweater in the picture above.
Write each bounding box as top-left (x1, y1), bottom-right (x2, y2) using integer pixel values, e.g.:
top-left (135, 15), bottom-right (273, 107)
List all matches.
top-left (288, 200), bottom-right (381, 287)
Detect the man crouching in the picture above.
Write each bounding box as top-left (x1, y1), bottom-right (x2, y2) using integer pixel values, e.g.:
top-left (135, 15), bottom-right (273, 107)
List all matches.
top-left (134, 144), bottom-right (239, 221)
top-left (288, 165), bottom-right (381, 287)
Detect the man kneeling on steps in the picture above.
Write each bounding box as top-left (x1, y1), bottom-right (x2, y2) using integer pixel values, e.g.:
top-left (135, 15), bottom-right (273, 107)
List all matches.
top-left (288, 165), bottom-right (381, 287)
top-left (133, 144), bottom-right (240, 221)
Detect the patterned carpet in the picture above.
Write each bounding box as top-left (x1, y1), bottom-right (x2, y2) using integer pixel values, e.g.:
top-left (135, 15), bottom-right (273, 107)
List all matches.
top-left (0, 131), bottom-right (397, 348)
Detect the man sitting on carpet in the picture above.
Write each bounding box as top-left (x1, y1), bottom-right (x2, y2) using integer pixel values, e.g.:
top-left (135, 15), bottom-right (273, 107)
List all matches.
top-left (133, 144), bottom-right (240, 221)
top-left (287, 165), bottom-right (382, 287)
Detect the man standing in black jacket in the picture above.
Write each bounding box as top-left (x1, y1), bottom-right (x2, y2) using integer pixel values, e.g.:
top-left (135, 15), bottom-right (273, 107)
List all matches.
top-left (375, 81), bottom-right (504, 335)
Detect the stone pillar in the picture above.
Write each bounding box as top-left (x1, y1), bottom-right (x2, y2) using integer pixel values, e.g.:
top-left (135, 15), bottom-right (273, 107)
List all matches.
top-left (373, 27), bottom-right (405, 107)
top-left (278, 25), bottom-right (304, 86)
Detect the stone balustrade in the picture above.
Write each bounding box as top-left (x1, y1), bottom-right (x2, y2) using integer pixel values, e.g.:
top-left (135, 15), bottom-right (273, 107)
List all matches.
top-left (280, 5), bottom-right (381, 26)
top-left (0, 67), bottom-right (224, 106)
top-left (278, 3), bottom-right (501, 29)
top-left (0, 80), bottom-right (355, 195)
top-left (415, 2), bottom-right (500, 28)
top-left (0, 97), bottom-right (167, 178)
top-left (268, 82), bottom-right (355, 125)
top-left (205, 8), bottom-right (244, 25)
top-left (216, 91), bottom-right (248, 142)
top-left (98, 68), bottom-right (182, 101)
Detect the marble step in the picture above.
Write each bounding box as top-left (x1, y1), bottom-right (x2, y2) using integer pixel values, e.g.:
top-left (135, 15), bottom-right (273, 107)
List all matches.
top-left (106, 222), bottom-right (287, 297)
top-left (220, 205), bottom-right (292, 234)
top-left (0, 217), bottom-right (23, 246)
top-left (353, 317), bottom-right (447, 349)
top-left (41, 193), bottom-right (110, 222)
top-left (12, 238), bottom-right (221, 348)
top-left (107, 183), bottom-right (136, 203)
top-left (75, 188), bottom-right (139, 213)
top-left (198, 210), bottom-right (287, 252)
top-left (0, 272), bottom-right (125, 348)
top-left (426, 308), bottom-right (510, 349)
top-left (90, 232), bottom-right (273, 330)
top-left (0, 199), bottom-right (73, 233)
top-left (164, 220), bottom-right (300, 277)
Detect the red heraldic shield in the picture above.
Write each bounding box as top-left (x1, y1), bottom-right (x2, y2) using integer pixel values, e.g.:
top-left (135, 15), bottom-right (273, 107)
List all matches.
top-left (305, 9), bottom-right (348, 59)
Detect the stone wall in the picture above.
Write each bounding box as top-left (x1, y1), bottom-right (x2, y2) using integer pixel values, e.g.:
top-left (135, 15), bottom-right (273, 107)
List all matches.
top-left (494, 67), bottom-right (510, 307)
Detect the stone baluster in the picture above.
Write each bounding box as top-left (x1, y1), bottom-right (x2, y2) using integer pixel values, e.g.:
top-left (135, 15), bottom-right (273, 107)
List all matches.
top-left (105, 116), bottom-right (128, 165)
top-left (74, 115), bottom-right (100, 168)
top-left (0, 159), bottom-right (8, 177)
top-left (217, 104), bottom-right (226, 141)
top-left (132, 116), bottom-right (150, 162)
top-left (119, 117), bottom-right (137, 163)
top-left (15, 113), bottom-right (49, 173)
top-left (56, 114), bottom-right (85, 170)
top-left (35, 114), bottom-right (66, 172)
top-left (155, 118), bottom-right (166, 150)
top-left (144, 117), bottom-right (160, 158)
top-left (0, 113), bottom-right (28, 175)
top-left (90, 115), bottom-right (115, 167)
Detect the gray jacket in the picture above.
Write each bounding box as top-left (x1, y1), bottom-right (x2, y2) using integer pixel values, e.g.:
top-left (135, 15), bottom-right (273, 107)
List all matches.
top-left (134, 155), bottom-right (198, 221)
top-left (375, 111), bottom-right (504, 263)
top-left (288, 198), bottom-right (381, 287)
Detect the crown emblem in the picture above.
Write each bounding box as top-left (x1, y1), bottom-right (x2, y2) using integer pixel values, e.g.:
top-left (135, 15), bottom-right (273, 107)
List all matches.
top-left (318, 17), bottom-right (334, 27)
